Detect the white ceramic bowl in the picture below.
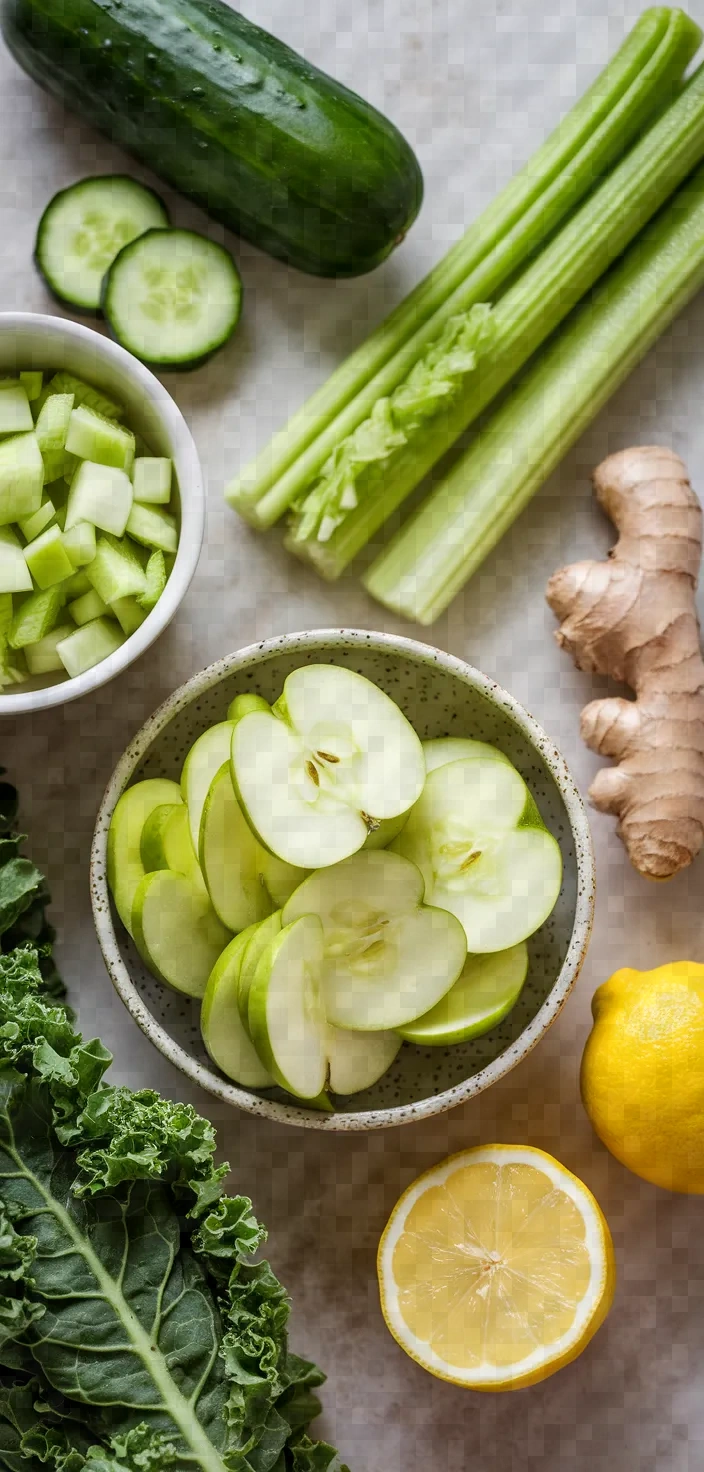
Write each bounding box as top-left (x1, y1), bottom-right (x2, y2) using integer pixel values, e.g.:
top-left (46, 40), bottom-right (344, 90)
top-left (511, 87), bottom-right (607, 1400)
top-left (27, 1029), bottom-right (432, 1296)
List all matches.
top-left (0, 313), bottom-right (204, 714)
top-left (91, 629), bottom-right (596, 1132)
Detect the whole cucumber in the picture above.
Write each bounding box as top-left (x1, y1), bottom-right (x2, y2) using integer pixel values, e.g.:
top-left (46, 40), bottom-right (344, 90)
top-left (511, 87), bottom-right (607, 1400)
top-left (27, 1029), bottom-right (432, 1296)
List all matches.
top-left (1, 0), bottom-right (424, 277)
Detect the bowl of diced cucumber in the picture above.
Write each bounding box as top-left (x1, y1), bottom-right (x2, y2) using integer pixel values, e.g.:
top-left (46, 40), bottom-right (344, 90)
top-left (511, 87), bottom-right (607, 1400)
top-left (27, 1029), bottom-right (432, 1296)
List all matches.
top-left (91, 628), bottom-right (595, 1131)
top-left (0, 313), bottom-right (204, 711)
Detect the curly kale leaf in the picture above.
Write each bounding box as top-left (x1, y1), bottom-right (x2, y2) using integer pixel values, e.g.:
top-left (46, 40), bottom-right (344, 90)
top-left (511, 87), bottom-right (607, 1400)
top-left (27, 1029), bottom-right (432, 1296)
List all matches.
top-left (0, 953), bottom-right (346, 1472)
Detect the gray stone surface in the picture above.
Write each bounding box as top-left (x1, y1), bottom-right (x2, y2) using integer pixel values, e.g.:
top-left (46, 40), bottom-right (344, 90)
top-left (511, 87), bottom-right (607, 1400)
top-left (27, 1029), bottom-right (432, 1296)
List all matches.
top-left (2, 2), bottom-right (704, 1467)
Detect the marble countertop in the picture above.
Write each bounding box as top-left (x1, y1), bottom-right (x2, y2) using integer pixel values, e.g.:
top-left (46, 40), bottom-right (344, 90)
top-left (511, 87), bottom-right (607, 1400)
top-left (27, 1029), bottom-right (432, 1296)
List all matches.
top-left (2, 2), bottom-right (703, 1467)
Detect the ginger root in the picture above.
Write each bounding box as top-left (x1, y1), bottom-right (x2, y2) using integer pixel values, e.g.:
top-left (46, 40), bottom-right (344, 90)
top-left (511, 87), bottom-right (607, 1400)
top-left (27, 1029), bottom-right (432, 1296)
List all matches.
top-left (546, 446), bottom-right (704, 880)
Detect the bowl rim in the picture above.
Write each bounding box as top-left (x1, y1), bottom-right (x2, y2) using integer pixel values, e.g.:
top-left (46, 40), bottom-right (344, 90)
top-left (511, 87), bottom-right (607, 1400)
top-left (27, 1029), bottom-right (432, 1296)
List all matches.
top-left (0, 312), bottom-right (204, 715)
top-left (91, 627), bottom-right (596, 1132)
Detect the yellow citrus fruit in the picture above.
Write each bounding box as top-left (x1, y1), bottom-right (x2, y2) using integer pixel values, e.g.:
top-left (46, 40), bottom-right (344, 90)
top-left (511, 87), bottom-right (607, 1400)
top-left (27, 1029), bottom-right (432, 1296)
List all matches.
top-left (377, 1144), bottom-right (615, 1391)
top-left (581, 961), bottom-right (704, 1194)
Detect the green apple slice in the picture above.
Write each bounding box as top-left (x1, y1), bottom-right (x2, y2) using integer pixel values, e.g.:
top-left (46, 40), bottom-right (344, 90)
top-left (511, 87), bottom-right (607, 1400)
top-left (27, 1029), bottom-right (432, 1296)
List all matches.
top-left (201, 928), bottom-right (274, 1088)
top-left (131, 869), bottom-right (231, 997)
top-left (283, 850), bottom-right (466, 1030)
top-left (231, 664), bottom-right (425, 869)
top-left (237, 909), bottom-right (282, 1029)
top-left (398, 942), bottom-right (528, 1045)
top-left (327, 1025), bottom-right (401, 1095)
top-left (423, 736), bottom-right (510, 773)
top-left (181, 721), bottom-right (235, 852)
top-left (140, 801), bottom-right (208, 893)
top-left (226, 692), bottom-right (271, 723)
top-left (199, 763), bottom-right (305, 932)
top-left (248, 914), bottom-right (328, 1099)
top-left (107, 777), bottom-right (183, 934)
top-left (393, 757), bottom-right (562, 953)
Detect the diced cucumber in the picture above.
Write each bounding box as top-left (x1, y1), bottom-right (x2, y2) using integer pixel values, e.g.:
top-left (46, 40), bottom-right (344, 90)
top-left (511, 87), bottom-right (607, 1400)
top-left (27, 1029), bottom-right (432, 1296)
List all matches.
top-left (201, 930), bottom-right (274, 1090)
top-left (24, 524), bottom-right (74, 589)
top-left (56, 617), bottom-right (124, 677)
top-left (0, 594), bottom-right (13, 630)
top-left (24, 623), bottom-right (75, 675)
top-left (69, 588), bottom-right (109, 626)
top-left (65, 404), bottom-right (135, 472)
top-left (19, 372), bottom-right (42, 403)
top-left (35, 175), bottom-right (170, 312)
top-left (107, 777), bottom-right (183, 935)
top-left (0, 640), bottom-right (27, 688)
top-left (35, 393), bottom-right (74, 451)
top-left (131, 869), bottom-right (230, 999)
top-left (137, 549), bottom-right (167, 611)
top-left (8, 586), bottom-right (65, 648)
top-left (125, 502), bottom-right (178, 553)
top-left (110, 594), bottom-right (146, 636)
top-left (18, 498), bottom-right (56, 542)
top-left (0, 528), bottom-right (33, 594)
top-left (61, 569), bottom-right (92, 600)
top-left (132, 457), bottom-right (172, 505)
top-left (62, 520), bottom-right (97, 569)
top-left (65, 461), bottom-right (133, 537)
top-left (0, 384), bottom-right (33, 435)
top-left (40, 449), bottom-right (77, 485)
top-left (0, 433), bottom-right (44, 525)
top-left (85, 534), bottom-right (147, 604)
top-left (48, 372), bottom-right (123, 421)
top-left (102, 228), bottom-right (242, 369)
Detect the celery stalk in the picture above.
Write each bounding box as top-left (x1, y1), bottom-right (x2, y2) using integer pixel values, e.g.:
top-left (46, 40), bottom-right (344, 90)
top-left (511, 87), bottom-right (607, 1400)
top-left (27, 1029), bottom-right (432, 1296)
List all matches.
top-left (288, 61), bottom-right (704, 578)
top-left (228, 8), bottom-right (700, 528)
top-left (364, 163), bottom-right (704, 623)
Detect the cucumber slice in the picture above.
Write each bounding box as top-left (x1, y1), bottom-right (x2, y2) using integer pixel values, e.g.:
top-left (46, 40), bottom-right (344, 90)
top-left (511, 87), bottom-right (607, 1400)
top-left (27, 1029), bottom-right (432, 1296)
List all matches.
top-left (398, 943), bottom-right (529, 1045)
top-left (231, 665), bottom-right (425, 870)
top-left (0, 384), bottom-right (32, 435)
top-left (132, 869), bottom-right (230, 998)
top-left (48, 372), bottom-right (123, 421)
top-left (199, 764), bottom-right (274, 933)
top-left (23, 524), bottom-right (74, 589)
top-left (35, 175), bottom-right (170, 312)
top-left (8, 587), bottom-right (64, 648)
top-left (66, 461), bottom-right (133, 537)
top-left (181, 721), bottom-right (236, 853)
top-left (125, 502), bottom-right (177, 554)
top-left (248, 915), bottom-right (328, 1100)
top-left (107, 777), bottom-right (182, 934)
top-left (283, 849), bottom-right (466, 1030)
top-left (86, 534), bottom-right (147, 604)
top-left (111, 594), bottom-right (147, 637)
top-left (0, 527), bottom-right (32, 594)
top-left (133, 457), bottom-right (172, 505)
top-left (35, 393), bottom-right (74, 453)
top-left (62, 520), bottom-right (97, 569)
top-left (423, 737), bottom-right (511, 773)
top-left (56, 617), bottom-right (124, 677)
top-left (0, 433), bottom-right (44, 525)
top-left (327, 1025), bottom-right (401, 1095)
top-left (65, 405), bottom-right (135, 473)
top-left (237, 909), bottom-right (282, 1029)
top-left (68, 589), bottom-right (108, 626)
top-left (24, 623), bottom-right (75, 676)
top-left (19, 372), bottom-right (42, 403)
top-left (201, 928), bottom-right (274, 1090)
top-left (102, 228), bottom-right (242, 369)
top-left (393, 758), bottom-right (563, 952)
top-left (18, 498), bottom-right (56, 543)
top-left (137, 549), bottom-right (167, 612)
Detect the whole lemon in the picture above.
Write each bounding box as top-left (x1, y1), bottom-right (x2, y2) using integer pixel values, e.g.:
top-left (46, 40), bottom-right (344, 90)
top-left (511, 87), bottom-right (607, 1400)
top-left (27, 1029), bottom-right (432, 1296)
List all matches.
top-left (581, 962), bottom-right (704, 1194)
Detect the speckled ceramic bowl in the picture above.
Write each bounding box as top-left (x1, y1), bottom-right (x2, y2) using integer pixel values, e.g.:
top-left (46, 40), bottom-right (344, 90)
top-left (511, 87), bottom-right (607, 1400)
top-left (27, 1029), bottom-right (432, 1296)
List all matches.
top-left (91, 629), bottom-right (595, 1131)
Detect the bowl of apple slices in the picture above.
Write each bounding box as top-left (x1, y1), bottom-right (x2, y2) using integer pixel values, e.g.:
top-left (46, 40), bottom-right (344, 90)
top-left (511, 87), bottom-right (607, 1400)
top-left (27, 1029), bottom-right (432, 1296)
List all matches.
top-left (91, 628), bottom-right (595, 1130)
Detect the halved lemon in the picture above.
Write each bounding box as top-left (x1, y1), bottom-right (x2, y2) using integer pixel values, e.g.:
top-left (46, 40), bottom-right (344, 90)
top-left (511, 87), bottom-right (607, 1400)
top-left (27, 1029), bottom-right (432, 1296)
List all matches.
top-left (377, 1144), bottom-right (615, 1391)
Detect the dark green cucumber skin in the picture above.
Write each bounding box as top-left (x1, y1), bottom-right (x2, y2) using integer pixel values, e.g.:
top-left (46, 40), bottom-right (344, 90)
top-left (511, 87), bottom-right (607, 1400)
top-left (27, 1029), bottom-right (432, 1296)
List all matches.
top-left (2, 0), bottom-right (423, 277)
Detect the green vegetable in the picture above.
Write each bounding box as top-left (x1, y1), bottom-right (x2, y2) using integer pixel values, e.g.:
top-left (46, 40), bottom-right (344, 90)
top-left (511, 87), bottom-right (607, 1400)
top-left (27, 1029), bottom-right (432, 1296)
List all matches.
top-left (0, 945), bottom-right (348, 1472)
top-left (226, 8), bottom-right (701, 527)
top-left (364, 160), bottom-right (704, 623)
top-left (286, 59), bottom-right (704, 577)
top-left (2, 0), bottom-right (422, 279)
